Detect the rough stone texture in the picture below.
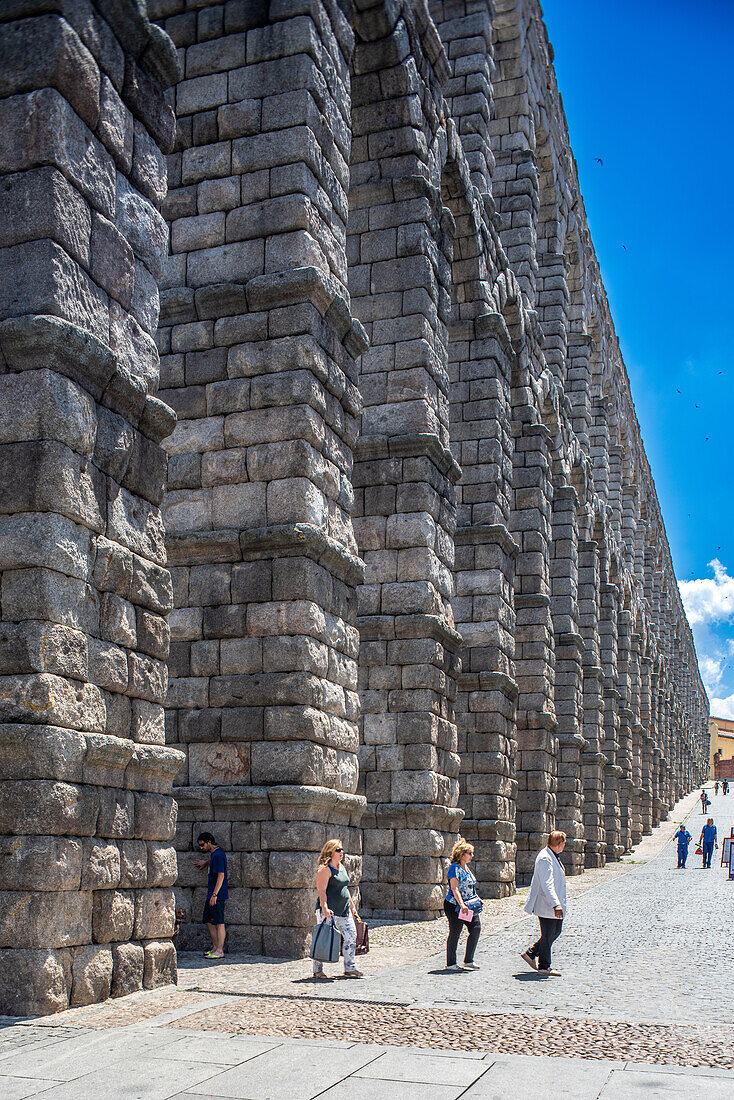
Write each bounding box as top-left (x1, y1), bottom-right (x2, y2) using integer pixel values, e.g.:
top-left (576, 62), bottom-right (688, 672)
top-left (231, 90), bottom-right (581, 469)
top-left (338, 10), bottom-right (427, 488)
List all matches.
top-left (0, 0), bottom-right (183, 1015)
top-left (0, 0), bottom-right (709, 1002)
top-left (153, 0), bottom-right (707, 944)
top-left (155, 0), bottom-right (367, 955)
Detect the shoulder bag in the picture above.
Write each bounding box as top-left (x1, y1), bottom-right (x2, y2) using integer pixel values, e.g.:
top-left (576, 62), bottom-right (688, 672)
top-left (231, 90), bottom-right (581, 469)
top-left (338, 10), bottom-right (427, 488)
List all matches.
top-left (310, 917), bottom-right (342, 963)
top-left (355, 916), bottom-right (370, 955)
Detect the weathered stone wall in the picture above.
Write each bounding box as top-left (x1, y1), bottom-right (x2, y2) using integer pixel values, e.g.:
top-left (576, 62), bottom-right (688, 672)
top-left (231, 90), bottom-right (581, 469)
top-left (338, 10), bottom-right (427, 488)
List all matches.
top-left (0, 0), bottom-right (183, 1015)
top-left (153, 0), bottom-right (708, 944)
top-left (152, 0), bottom-right (366, 955)
top-left (0, 0), bottom-right (709, 1013)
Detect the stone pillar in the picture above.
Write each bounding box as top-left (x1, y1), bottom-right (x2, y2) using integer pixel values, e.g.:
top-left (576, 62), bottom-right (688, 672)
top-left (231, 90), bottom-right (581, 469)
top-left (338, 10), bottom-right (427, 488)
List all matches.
top-left (566, 334), bottom-right (593, 454)
top-left (536, 251), bottom-right (567, 384)
top-left (156, 0), bottom-right (366, 955)
top-left (551, 486), bottom-right (585, 873)
top-left (600, 579), bottom-right (623, 861)
top-left (589, 397), bottom-right (609, 502)
top-left (454, 522), bottom-right (518, 898)
top-left (452, 313), bottom-right (518, 900)
top-left (616, 611), bottom-right (633, 854)
top-left (629, 631), bottom-right (644, 845)
top-left (511, 420), bottom-right (557, 885)
top-left (0, 2), bottom-right (182, 1015)
top-left (639, 654), bottom-right (654, 835)
top-left (650, 664), bottom-right (663, 827)
top-left (348, 13), bottom-right (462, 920)
top-left (578, 538), bottom-right (605, 867)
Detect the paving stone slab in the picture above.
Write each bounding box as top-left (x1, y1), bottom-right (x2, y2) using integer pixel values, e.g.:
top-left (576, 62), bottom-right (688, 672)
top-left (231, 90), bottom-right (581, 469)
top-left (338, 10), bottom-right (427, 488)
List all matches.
top-left (317, 1081), bottom-right (465, 1100)
top-left (600, 1068), bottom-right (734, 1099)
top-left (21, 1056), bottom-right (230, 1099)
top-left (354, 1050), bottom-right (486, 1086)
top-left (152, 1033), bottom-right (283, 1064)
top-left (463, 1054), bottom-right (620, 1098)
top-left (0, 1077), bottom-right (64, 1100)
top-left (0, 1028), bottom-right (183, 1080)
top-left (178, 1043), bottom-right (382, 1100)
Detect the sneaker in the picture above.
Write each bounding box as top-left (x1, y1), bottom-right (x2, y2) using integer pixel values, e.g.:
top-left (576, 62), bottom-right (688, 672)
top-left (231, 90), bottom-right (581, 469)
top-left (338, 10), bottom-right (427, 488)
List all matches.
top-left (537, 968), bottom-right (561, 977)
top-left (447, 963), bottom-right (464, 971)
top-left (462, 962), bottom-right (481, 970)
top-left (520, 951), bottom-right (537, 971)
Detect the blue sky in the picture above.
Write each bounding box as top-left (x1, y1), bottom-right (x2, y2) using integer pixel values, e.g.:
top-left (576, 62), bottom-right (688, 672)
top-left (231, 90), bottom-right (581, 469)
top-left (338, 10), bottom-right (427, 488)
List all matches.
top-left (541, 0), bottom-right (734, 715)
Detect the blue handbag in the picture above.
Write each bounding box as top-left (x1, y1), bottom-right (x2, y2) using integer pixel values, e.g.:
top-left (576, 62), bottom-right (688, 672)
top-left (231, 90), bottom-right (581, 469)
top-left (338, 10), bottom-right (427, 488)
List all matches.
top-left (456, 895), bottom-right (483, 914)
top-left (310, 917), bottom-right (342, 963)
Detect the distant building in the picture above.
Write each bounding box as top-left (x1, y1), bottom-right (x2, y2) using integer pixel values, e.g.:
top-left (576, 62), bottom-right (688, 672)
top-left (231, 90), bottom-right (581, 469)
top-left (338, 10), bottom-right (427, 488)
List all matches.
top-left (710, 716), bottom-right (734, 779)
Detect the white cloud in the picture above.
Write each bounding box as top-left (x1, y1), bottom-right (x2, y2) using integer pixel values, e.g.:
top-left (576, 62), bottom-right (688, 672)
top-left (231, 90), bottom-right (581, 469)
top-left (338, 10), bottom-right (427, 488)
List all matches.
top-left (710, 693), bottom-right (734, 720)
top-left (679, 559), bottom-right (734, 627)
top-left (700, 654), bottom-right (725, 691)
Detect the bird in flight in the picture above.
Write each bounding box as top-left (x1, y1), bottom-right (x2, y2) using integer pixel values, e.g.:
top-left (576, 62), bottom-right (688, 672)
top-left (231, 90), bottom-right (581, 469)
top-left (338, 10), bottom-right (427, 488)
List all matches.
top-left (595, 157), bottom-right (604, 166)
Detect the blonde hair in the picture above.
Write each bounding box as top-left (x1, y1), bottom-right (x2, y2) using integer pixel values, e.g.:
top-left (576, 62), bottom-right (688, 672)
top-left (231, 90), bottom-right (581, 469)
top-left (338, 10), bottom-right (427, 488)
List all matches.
top-left (318, 839), bottom-right (343, 866)
top-left (450, 837), bottom-right (474, 863)
top-left (548, 830), bottom-right (567, 847)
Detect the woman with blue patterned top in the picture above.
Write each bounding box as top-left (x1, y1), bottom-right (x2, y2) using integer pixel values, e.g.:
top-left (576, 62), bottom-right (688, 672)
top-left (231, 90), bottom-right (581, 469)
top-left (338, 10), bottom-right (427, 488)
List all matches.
top-left (444, 838), bottom-right (482, 970)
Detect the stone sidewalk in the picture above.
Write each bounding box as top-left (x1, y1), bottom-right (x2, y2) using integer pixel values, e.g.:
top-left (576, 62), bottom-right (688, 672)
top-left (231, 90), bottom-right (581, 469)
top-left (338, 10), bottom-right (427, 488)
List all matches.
top-left (1, 1024), bottom-right (734, 1099)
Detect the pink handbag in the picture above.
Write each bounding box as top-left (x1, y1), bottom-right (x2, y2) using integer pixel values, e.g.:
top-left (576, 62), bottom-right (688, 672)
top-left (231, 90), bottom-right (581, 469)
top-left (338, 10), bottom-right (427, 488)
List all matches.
top-left (458, 907), bottom-right (474, 922)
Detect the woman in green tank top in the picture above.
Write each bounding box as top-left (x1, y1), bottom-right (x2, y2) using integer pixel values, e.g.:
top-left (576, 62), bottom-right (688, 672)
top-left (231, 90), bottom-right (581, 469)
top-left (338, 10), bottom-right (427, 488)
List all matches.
top-left (312, 838), bottom-right (363, 981)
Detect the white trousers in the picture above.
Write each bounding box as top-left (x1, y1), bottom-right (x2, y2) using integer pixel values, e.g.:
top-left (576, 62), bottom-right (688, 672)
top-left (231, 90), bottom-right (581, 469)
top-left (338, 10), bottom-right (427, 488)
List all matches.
top-left (312, 912), bottom-right (357, 973)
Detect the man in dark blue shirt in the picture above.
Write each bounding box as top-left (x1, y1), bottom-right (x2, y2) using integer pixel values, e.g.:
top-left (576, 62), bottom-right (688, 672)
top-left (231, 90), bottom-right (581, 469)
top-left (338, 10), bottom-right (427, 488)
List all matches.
top-left (195, 832), bottom-right (228, 959)
top-left (699, 819), bottom-right (718, 869)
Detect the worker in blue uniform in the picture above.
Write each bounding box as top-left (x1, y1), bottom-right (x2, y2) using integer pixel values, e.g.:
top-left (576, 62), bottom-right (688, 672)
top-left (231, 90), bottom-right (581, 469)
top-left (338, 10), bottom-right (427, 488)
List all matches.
top-left (674, 825), bottom-right (692, 868)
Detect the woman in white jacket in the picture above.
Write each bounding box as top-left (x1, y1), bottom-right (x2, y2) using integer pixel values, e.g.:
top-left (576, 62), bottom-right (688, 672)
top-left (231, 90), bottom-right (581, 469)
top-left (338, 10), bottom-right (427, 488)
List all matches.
top-left (520, 830), bottom-right (567, 976)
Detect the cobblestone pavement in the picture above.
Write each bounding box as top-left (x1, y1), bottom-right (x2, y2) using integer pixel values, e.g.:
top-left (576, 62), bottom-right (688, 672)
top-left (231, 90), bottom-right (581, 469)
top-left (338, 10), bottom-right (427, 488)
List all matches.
top-left (3, 786), bottom-right (733, 1093)
top-left (302, 787), bottom-right (734, 1027)
top-left (168, 996), bottom-right (731, 1068)
top-left (171, 788), bottom-right (712, 1005)
top-left (173, 785), bottom-right (734, 1026)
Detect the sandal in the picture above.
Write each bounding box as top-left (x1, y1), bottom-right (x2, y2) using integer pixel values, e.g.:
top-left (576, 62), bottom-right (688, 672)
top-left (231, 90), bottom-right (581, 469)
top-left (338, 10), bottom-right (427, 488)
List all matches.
top-left (312, 972), bottom-right (332, 981)
top-left (343, 969), bottom-right (364, 978)
top-left (204, 951), bottom-right (223, 959)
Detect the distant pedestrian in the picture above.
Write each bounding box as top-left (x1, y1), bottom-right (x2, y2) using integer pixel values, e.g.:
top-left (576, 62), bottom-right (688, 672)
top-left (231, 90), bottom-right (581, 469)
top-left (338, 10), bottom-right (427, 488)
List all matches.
top-left (195, 832), bottom-right (228, 959)
top-left (444, 838), bottom-right (483, 971)
top-left (520, 830), bottom-right (567, 977)
top-left (312, 839), bottom-right (362, 981)
top-left (724, 779), bottom-right (730, 796)
top-left (674, 825), bottom-right (692, 868)
top-left (700, 789), bottom-right (709, 813)
top-left (715, 781), bottom-right (719, 796)
top-left (699, 818), bottom-right (718, 868)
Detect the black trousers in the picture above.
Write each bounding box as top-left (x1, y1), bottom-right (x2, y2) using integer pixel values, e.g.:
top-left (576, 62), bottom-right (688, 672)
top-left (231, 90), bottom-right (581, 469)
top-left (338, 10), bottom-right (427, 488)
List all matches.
top-left (444, 899), bottom-right (481, 965)
top-left (528, 916), bottom-right (563, 970)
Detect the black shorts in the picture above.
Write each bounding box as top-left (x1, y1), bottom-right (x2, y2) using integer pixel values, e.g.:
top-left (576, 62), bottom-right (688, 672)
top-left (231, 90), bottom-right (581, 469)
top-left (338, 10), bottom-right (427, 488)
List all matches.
top-left (203, 898), bottom-right (226, 925)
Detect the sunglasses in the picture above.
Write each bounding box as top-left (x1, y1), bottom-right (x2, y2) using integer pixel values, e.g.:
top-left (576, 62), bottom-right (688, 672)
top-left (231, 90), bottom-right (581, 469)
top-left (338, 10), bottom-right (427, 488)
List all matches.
top-left (334, 847), bottom-right (344, 852)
